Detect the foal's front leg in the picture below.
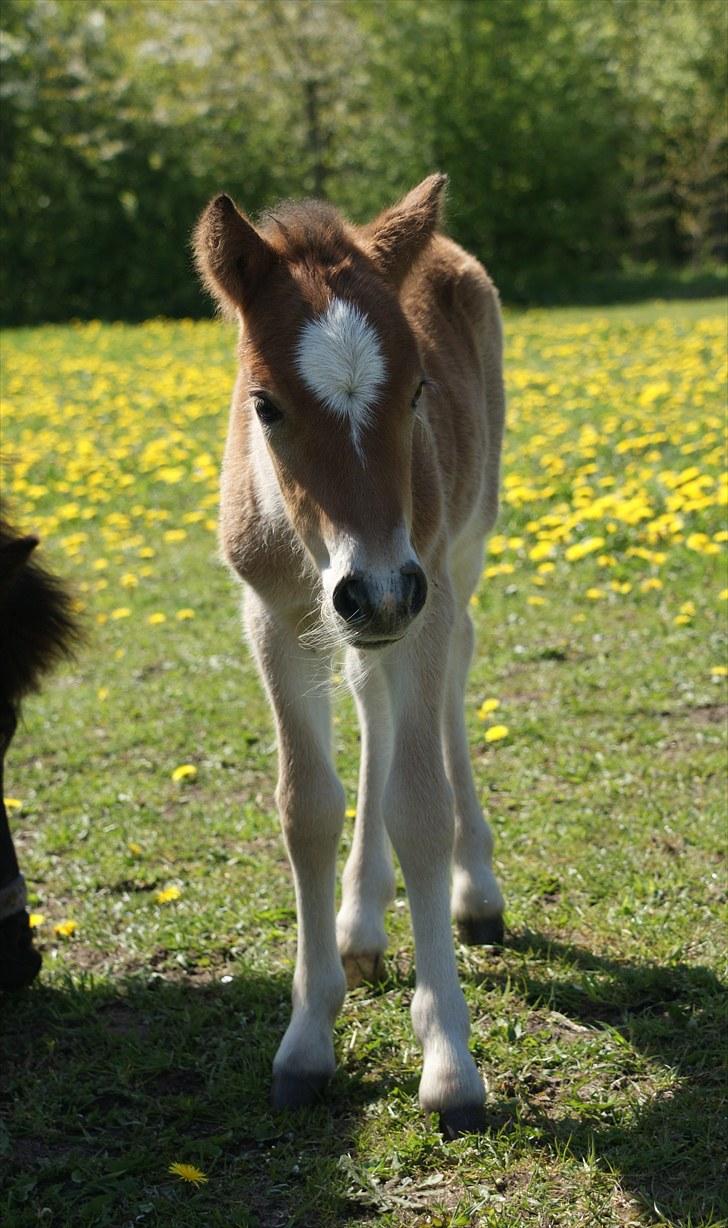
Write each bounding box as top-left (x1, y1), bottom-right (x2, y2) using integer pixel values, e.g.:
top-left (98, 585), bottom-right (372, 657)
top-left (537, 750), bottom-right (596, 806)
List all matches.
top-left (245, 592), bottom-right (347, 1108)
top-left (382, 594), bottom-right (486, 1137)
top-left (336, 654), bottom-right (395, 988)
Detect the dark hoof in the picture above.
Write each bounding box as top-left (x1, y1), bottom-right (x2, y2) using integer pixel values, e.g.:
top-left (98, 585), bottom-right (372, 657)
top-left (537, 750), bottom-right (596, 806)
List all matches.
top-left (271, 1069), bottom-right (331, 1110)
top-left (0, 910), bottom-right (43, 991)
top-left (342, 951), bottom-right (387, 989)
top-left (456, 914), bottom-right (505, 947)
top-left (438, 1102), bottom-right (488, 1140)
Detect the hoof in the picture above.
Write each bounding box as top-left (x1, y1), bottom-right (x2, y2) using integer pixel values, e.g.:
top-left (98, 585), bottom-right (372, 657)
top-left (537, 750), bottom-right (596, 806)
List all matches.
top-left (0, 910), bottom-right (43, 991)
top-left (271, 1069), bottom-right (331, 1111)
top-left (438, 1102), bottom-right (488, 1140)
top-left (456, 914), bottom-right (504, 948)
top-left (342, 952), bottom-right (387, 990)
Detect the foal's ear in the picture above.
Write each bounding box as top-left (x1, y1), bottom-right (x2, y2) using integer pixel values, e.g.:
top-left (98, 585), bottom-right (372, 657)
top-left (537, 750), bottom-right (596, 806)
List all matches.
top-left (366, 173), bottom-right (447, 284)
top-left (193, 193), bottom-right (276, 314)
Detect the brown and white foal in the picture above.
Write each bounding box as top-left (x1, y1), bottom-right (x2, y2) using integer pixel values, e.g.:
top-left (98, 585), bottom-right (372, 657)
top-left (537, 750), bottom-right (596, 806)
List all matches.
top-left (195, 174), bottom-right (506, 1136)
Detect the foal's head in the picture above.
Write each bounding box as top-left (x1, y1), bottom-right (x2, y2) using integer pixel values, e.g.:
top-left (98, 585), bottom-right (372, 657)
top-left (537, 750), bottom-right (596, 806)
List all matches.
top-left (195, 175), bottom-right (447, 649)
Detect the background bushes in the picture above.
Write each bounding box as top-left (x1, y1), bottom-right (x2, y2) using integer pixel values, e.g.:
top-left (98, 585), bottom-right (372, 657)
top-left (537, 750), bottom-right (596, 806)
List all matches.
top-left (0, 0), bottom-right (725, 324)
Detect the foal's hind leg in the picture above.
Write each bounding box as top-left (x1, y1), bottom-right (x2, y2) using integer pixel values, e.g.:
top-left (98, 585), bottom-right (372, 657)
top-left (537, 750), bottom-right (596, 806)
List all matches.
top-left (337, 654), bottom-right (395, 988)
top-left (445, 610), bottom-right (505, 945)
top-left (245, 592), bottom-right (347, 1108)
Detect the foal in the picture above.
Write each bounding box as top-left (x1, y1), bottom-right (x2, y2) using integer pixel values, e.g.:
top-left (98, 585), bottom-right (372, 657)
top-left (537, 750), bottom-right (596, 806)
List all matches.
top-left (195, 174), bottom-right (506, 1136)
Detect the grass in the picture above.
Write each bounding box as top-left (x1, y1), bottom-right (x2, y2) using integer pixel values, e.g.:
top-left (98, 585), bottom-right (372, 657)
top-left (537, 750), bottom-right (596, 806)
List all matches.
top-left (1, 299), bottom-right (726, 1227)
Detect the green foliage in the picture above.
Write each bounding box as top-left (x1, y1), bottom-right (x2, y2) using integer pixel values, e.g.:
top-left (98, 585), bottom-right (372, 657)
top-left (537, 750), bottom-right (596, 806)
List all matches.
top-left (0, 0), bottom-right (725, 323)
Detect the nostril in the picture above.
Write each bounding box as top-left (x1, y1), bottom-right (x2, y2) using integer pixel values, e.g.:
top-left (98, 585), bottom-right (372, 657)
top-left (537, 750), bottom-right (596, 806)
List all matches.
top-left (333, 574), bottom-right (370, 625)
top-left (401, 562), bottom-right (428, 618)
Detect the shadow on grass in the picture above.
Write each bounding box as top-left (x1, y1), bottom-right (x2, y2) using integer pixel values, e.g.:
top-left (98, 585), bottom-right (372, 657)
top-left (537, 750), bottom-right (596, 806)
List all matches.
top-left (474, 930), bottom-right (728, 1226)
top-left (0, 969), bottom-right (382, 1228)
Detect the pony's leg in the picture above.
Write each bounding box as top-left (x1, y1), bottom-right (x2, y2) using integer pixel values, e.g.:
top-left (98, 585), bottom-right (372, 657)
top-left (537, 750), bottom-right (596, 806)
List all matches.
top-left (245, 591), bottom-right (346, 1108)
top-left (0, 701), bottom-right (42, 990)
top-left (445, 611), bottom-right (505, 945)
top-left (382, 588), bottom-right (486, 1137)
top-left (336, 654), bottom-right (395, 988)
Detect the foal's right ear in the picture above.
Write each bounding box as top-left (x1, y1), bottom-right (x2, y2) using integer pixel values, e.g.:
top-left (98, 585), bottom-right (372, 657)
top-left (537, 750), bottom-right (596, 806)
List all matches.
top-left (193, 194), bottom-right (276, 314)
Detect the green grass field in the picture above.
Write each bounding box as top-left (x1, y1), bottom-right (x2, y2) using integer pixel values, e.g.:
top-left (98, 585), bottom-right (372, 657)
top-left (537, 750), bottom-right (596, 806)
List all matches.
top-left (1, 300), bottom-right (726, 1227)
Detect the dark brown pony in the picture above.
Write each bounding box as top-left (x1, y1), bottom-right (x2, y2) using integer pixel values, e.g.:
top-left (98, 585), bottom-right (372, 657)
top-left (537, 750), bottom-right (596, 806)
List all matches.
top-left (0, 507), bottom-right (78, 989)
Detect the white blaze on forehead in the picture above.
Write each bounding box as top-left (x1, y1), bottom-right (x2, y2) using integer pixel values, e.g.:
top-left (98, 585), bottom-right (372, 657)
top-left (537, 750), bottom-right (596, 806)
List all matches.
top-left (295, 297), bottom-right (386, 451)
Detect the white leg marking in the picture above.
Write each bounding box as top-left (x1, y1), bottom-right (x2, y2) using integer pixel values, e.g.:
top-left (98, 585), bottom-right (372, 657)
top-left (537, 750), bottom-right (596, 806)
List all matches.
top-left (245, 591), bottom-right (346, 1085)
top-left (382, 589), bottom-right (485, 1114)
top-left (337, 653), bottom-right (396, 985)
top-left (445, 612), bottom-right (505, 930)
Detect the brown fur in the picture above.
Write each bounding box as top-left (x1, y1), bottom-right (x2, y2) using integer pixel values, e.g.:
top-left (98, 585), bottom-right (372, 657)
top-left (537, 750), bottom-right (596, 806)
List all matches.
top-left (195, 175), bottom-right (501, 596)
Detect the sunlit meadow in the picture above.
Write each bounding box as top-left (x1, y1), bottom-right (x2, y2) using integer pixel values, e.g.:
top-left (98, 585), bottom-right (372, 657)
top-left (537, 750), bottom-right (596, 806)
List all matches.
top-left (1, 301), bottom-right (726, 1227)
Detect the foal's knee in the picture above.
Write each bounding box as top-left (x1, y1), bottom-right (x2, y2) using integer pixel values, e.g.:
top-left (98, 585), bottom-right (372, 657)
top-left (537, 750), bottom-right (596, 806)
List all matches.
top-left (276, 762), bottom-right (345, 851)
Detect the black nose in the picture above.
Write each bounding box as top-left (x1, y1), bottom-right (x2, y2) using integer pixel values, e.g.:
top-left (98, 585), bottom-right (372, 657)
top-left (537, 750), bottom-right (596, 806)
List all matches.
top-left (400, 562), bottom-right (427, 618)
top-left (332, 574), bottom-right (372, 626)
top-left (333, 564), bottom-right (428, 634)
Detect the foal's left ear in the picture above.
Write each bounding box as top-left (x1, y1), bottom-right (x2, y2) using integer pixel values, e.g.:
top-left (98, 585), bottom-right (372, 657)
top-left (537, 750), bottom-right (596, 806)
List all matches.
top-left (365, 173), bottom-right (447, 285)
top-left (193, 193), bottom-right (276, 315)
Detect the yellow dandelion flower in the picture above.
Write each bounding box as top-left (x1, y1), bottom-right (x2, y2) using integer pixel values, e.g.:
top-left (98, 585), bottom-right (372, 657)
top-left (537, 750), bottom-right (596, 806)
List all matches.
top-left (710, 665), bottom-right (728, 678)
top-left (345, 806), bottom-right (356, 818)
top-left (585, 587), bottom-right (604, 600)
top-left (485, 724), bottom-right (509, 743)
top-left (29, 912), bottom-right (45, 927)
top-left (156, 886), bottom-right (181, 904)
top-left (719, 589), bottom-right (728, 601)
top-left (97, 687), bottom-right (109, 701)
top-left (168, 1162), bottom-right (208, 1186)
top-left (565, 537), bottom-right (605, 562)
top-left (673, 613), bottom-right (692, 626)
top-left (148, 612), bottom-right (167, 625)
top-left (128, 841), bottom-right (142, 856)
top-left (478, 698), bottom-right (500, 719)
top-left (527, 594), bottom-right (547, 605)
top-left (176, 608), bottom-right (195, 620)
top-left (110, 607), bottom-right (131, 620)
top-left (163, 528), bottom-right (187, 543)
top-left (640, 578), bottom-right (663, 592)
top-left (679, 601), bottom-right (696, 616)
top-left (4, 798), bottom-right (22, 813)
top-left (172, 764), bottom-right (197, 782)
top-left (54, 919), bottom-right (77, 938)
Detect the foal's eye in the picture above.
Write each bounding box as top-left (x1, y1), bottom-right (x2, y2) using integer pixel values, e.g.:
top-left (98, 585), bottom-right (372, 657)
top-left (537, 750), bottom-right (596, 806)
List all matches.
top-left (411, 380), bottom-right (426, 410)
top-left (253, 395), bottom-right (283, 426)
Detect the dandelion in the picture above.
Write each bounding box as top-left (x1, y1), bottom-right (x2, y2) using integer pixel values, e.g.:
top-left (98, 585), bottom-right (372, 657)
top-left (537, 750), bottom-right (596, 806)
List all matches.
top-left (168, 1162), bottom-right (208, 1187)
top-left (148, 612), bottom-right (167, 625)
top-left (176, 608), bottom-right (195, 620)
top-left (345, 807), bottom-right (356, 818)
top-left (156, 886), bottom-right (181, 904)
top-left (54, 920), bottom-right (77, 938)
top-left (710, 665), bottom-right (727, 678)
top-left (97, 687), bottom-right (109, 701)
top-left (485, 725), bottom-right (509, 743)
top-left (477, 698), bottom-right (500, 719)
top-left (585, 588), bottom-right (604, 600)
top-left (4, 798), bottom-right (22, 813)
top-left (29, 913), bottom-right (45, 927)
top-left (128, 841), bottom-right (142, 856)
top-left (172, 763), bottom-right (197, 782)
top-left (110, 607), bottom-right (131, 620)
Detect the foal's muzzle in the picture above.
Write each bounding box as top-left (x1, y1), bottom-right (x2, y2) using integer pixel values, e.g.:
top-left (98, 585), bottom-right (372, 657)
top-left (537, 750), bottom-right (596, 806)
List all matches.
top-left (332, 563), bottom-right (427, 645)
